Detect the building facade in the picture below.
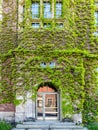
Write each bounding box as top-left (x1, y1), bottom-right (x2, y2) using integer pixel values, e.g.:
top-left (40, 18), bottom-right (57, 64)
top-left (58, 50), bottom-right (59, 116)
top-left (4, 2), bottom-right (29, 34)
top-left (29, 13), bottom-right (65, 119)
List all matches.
top-left (0, 0), bottom-right (98, 124)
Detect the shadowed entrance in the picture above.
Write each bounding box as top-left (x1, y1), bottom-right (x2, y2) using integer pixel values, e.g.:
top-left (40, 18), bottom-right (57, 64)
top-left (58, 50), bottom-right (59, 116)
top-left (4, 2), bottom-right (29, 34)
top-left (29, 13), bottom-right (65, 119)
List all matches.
top-left (36, 83), bottom-right (60, 120)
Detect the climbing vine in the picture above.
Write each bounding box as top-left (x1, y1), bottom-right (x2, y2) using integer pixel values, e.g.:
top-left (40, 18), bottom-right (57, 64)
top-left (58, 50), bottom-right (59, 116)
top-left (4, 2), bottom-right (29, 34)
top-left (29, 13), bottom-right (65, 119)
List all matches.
top-left (0, 0), bottom-right (98, 123)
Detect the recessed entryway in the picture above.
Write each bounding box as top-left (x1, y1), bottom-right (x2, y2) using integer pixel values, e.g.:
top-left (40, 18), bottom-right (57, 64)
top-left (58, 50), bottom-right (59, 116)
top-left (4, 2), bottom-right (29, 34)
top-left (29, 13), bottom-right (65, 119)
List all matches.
top-left (36, 84), bottom-right (60, 120)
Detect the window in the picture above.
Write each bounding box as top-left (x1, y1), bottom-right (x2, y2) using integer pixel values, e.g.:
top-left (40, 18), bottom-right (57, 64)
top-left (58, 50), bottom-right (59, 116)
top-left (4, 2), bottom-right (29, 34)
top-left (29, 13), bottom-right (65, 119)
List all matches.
top-left (93, 31), bottom-right (98, 36)
top-left (32, 2), bottom-right (40, 18)
top-left (56, 23), bottom-right (63, 28)
top-left (48, 99), bottom-right (52, 107)
top-left (32, 23), bottom-right (40, 28)
top-left (40, 62), bottom-right (56, 68)
top-left (49, 62), bottom-right (55, 68)
top-left (44, 2), bottom-right (52, 18)
top-left (38, 100), bottom-right (42, 107)
top-left (44, 23), bottom-right (51, 28)
top-left (40, 62), bottom-right (46, 68)
top-left (95, 11), bottom-right (98, 26)
top-left (56, 2), bottom-right (62, 18)
top-left (31, 0), bottom-right (63, 28)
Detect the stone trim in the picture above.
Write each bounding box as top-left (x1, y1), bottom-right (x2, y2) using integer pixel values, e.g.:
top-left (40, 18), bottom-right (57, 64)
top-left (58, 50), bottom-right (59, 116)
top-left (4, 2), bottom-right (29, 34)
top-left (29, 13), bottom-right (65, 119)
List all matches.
top-left (0, 112), bottom-right (15, 122)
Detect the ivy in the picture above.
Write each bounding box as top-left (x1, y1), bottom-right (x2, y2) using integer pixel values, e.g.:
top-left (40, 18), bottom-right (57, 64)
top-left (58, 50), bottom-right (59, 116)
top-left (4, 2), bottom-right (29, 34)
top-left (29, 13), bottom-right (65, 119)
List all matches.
top-left (0, 0), bottom-right (98, 123)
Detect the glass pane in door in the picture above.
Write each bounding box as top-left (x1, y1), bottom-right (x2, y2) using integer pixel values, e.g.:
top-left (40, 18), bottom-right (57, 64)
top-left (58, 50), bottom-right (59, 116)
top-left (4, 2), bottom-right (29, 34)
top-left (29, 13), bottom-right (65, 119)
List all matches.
top-left (37, 93), bottom-right (43, 117)
top-left (45, 94), bottom-right (58, 118)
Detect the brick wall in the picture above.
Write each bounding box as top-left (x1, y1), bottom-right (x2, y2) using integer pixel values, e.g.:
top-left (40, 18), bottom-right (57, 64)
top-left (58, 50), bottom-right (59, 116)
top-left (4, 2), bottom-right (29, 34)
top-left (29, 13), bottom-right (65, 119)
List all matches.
top-left (0, 103), bottom-right (15, 112)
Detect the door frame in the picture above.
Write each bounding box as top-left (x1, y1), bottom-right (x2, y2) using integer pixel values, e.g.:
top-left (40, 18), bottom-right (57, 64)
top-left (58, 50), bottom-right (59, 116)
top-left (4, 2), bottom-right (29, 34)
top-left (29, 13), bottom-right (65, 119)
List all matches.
top-left (36, 92), bottom-right (60, 120)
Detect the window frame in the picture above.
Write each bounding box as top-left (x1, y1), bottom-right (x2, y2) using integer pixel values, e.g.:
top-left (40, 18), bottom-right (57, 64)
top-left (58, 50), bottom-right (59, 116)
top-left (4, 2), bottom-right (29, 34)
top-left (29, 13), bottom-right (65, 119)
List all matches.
top-left (55, 2), bottom-right (62, 18)
top-left (31, 0), bottom-right (63, 29)
top-left (32, 23), bottom-right (40, 28)
top-left (31, 2), bottom-right (40, 19)
top-left (47, 98), bottom-right (53, 107)
top-left (43, 2), bottom-right (52, 19)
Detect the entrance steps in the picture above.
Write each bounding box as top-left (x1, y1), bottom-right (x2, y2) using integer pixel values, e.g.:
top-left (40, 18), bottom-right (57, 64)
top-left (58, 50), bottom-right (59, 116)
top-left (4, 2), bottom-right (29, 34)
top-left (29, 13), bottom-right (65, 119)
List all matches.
top-left (11, 121), bottom-right (86, 130)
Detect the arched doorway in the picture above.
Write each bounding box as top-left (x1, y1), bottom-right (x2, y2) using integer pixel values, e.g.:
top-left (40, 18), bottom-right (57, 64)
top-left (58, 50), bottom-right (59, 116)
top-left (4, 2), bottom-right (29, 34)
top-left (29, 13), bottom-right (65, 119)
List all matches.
top-left (36, 84), bottom-right (60, 120)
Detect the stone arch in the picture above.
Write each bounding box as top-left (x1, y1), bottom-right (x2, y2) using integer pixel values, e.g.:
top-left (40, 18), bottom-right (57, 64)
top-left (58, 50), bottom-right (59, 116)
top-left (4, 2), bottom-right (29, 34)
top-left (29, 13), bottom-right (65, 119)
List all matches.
top-left (37, 81), bottom-right (59, 92)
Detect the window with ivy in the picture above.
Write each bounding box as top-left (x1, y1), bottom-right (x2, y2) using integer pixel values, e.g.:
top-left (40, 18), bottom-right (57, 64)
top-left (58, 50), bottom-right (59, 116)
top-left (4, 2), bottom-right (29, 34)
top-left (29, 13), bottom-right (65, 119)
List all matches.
top-left (56, 23), bottom-right (63, 28)
top-left (44, 2), bottom-right (52, 18)
top-left (32, 23), bottom-right (40, 28)
top-left (95, 11), bottom-right (98, 26)
top-left (56, 2), bottom-right (62, 18)
top-left (31, 0), bottom-right (63, 28)
top-left (44, 23), bottom-right (51, 28)
top-left (32, 2), bottom-right (40, 18)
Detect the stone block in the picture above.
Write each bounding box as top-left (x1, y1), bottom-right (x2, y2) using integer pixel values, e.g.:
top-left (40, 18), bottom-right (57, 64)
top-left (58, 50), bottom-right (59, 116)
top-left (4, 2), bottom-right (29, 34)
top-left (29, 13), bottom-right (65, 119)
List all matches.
top-left (11, 128), bottom-right (25, 130)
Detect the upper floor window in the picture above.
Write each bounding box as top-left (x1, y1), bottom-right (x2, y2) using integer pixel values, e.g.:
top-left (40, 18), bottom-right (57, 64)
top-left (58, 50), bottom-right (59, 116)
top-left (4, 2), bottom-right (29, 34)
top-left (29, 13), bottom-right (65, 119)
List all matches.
top-left (31, 0), bottom-right (63, 29)
top-left (95, 11), bottom-right (98, 26)
top-left (56, 23), bottom-right (63, 28)
top-left (44, 2), bottom-right (52, 18)
top-left (32, 23), bottom-right (40, 28)
top-left (56, 2), bottom-right (62, 18)
top-left (31, 0), bottom-right (62, 19)
top-left (44, 23), bottom-right (51, 28)
top-left (32, 2), bottom-right (40, 18)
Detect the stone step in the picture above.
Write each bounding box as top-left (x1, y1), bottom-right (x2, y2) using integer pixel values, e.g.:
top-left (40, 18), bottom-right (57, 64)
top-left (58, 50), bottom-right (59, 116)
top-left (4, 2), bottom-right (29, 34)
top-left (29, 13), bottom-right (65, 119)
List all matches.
top-left (12, 121), bottom-right (85, 130)
top-left (12, 129), bottom-right (25, 130)
top-left (16, 125), bottom-right (83, 129)
top-left (23, 121), bottom-right (75, 126)
top-left (12, 129), bottom-right (83, 130)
